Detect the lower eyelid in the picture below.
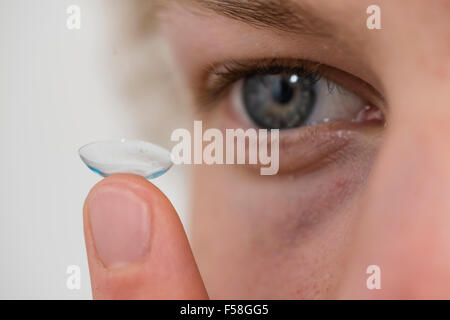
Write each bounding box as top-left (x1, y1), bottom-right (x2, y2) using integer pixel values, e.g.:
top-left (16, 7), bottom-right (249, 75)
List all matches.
top-left (282, 121), bottom-right (383, 174)
top-left (278, 124), bottom-right (354, 174)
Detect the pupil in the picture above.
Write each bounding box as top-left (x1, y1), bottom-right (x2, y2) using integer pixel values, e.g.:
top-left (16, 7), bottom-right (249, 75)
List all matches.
top-left (271, 79), bottom-right (293, 104)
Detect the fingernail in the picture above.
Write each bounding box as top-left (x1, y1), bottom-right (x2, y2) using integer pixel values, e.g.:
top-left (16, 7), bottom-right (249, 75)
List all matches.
top-left (87, 186), bottom-right (151, 268)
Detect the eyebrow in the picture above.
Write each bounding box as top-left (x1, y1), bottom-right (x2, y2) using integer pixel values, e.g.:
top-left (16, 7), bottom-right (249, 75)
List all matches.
top-left (191, 0), bottom-right (333, 37)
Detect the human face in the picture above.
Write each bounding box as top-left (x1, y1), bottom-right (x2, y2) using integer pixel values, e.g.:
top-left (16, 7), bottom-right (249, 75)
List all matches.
top-left (159, 0), bottom-right (450, 299)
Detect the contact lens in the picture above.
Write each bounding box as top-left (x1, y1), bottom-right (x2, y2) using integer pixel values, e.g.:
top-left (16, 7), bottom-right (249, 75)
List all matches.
top-left (79, 139), bottom-right (173, 179)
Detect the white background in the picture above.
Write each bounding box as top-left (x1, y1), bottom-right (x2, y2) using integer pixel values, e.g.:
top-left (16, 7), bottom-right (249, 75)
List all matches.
top-left (0, 0), bottom-right (190, 299)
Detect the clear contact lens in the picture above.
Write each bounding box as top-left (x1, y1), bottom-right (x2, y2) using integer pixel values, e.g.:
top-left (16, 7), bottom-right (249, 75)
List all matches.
top-left (79, 139), bottom-right (173, 179)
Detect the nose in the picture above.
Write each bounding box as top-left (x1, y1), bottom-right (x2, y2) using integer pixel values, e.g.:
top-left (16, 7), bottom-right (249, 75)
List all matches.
top-left (339, 26), bottom-right (450, 298)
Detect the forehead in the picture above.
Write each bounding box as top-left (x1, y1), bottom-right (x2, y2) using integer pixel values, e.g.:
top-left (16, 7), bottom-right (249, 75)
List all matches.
top-left (176, 0), bottom-right (372, 31)
top-left (186, 0), bottom-right (333, 35)
top-left (158, 0), bottom-right (376, 81)
top-left (161, 0), bottom-right (378, 53)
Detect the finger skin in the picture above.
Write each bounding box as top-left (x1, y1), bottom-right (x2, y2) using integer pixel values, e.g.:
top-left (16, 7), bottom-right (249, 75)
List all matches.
top-left (83, 174), bottom-right (208, 299)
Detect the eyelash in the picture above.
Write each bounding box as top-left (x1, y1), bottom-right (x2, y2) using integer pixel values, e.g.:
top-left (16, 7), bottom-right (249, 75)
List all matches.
top-left (199, 58), bottom-right (385, 112)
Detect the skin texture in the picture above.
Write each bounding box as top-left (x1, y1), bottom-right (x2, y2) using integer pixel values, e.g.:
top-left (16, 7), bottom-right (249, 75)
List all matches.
top-left (83, 0), bottom-right (450, 299)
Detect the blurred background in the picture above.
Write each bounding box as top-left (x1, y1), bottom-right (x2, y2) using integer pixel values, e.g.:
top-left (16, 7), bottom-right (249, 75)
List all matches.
top-left (0, 0), bottom-right (190, 299)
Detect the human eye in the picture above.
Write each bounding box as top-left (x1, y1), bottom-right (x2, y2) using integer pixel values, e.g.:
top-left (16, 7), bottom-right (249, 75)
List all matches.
top-left (197, 58), bottom-right (386, 174)
top-left (202, 59), bottom-right (386, 131)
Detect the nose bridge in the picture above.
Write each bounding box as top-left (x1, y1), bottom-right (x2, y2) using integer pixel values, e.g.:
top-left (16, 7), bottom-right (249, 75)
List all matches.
top-left (374, 21), bottom-right (450, 217)
top-left (371, 28), bottom-right (450, 216)
top-left (376, 55), bottom-right (450, 219)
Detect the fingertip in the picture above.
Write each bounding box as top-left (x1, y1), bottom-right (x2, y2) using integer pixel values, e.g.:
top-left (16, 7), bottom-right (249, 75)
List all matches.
top-left (83, 173), bottom-right (208, 299)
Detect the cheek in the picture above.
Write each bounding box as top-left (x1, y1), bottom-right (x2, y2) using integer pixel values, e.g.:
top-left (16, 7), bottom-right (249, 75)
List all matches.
top-left (194, 152), bottom-right (369, 253)
top-left (190, 140), bottom-right (378, 298)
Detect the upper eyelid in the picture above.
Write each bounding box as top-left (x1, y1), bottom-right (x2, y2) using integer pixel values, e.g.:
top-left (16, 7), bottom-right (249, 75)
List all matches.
top-left (207, 58), bottom-right (322, 86)
top-left (200, 58), bottom-right (387, 112)
top-left (199, 59), bottom-right (322, 106)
